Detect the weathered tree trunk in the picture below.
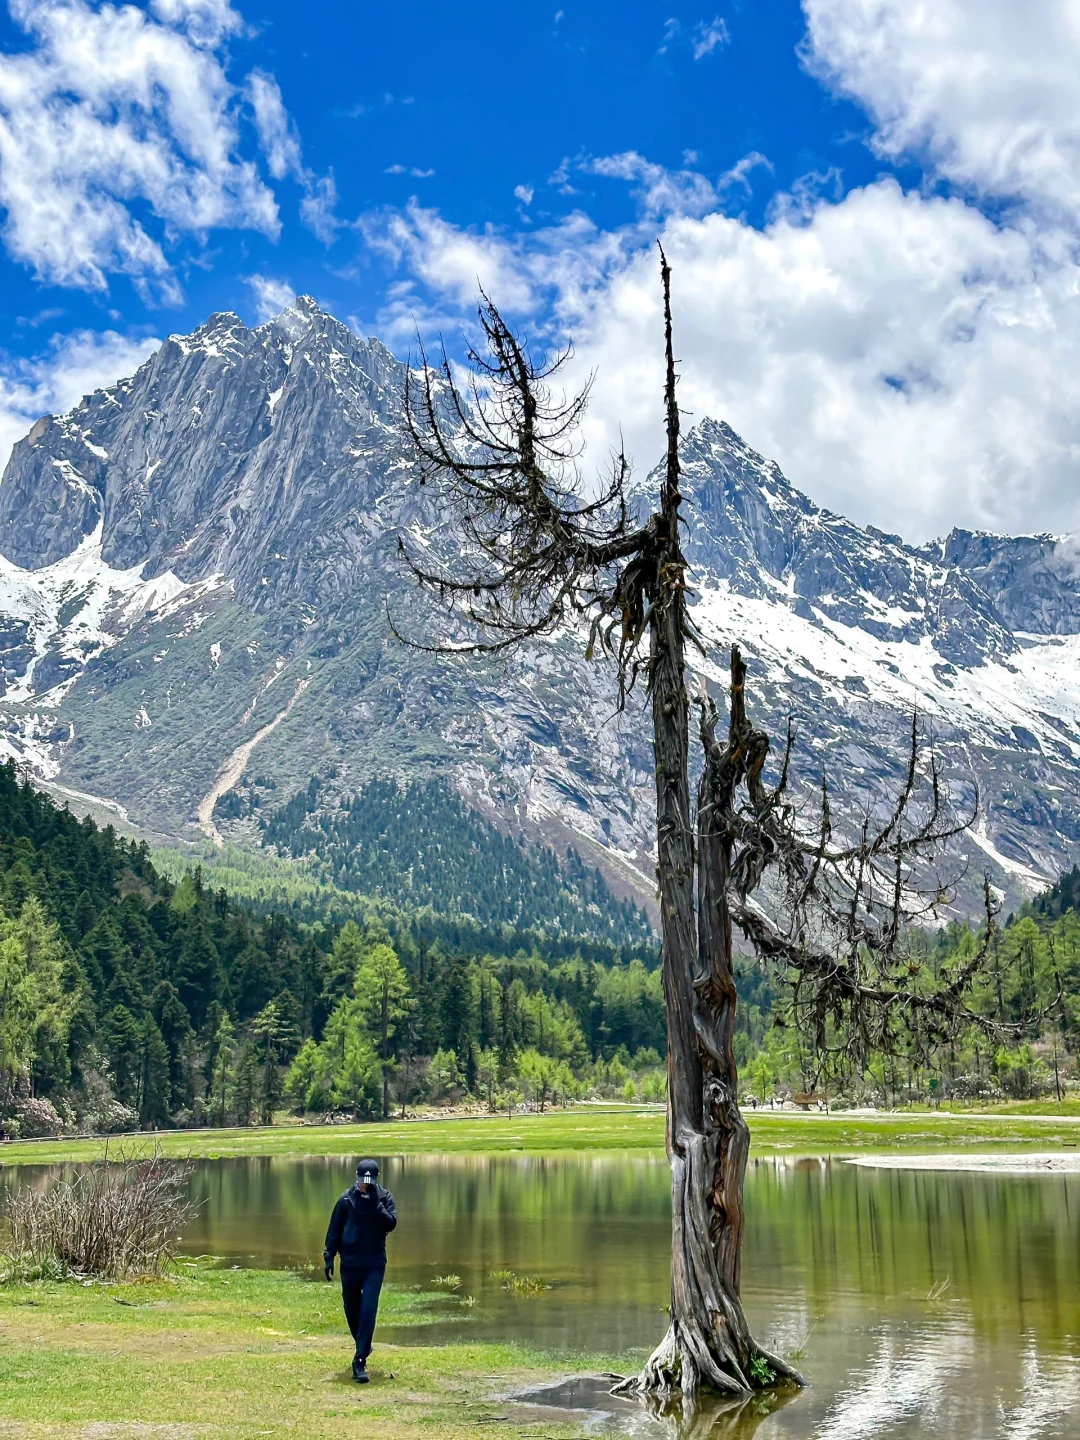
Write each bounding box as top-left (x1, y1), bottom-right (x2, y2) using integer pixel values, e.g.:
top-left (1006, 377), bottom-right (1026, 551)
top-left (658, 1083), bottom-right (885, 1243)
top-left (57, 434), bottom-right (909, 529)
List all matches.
top-left (618, 260), bottom-right (802, 1401)
top-left (402, 245), bottom-right (989, 1415)
top-left (619, 652), bottom-right (801, 1399)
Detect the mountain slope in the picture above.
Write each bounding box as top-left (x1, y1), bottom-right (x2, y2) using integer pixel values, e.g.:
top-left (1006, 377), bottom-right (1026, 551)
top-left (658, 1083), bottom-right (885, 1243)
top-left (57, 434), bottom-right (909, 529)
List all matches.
top-left (1, 298), bottom-right (1079, 915)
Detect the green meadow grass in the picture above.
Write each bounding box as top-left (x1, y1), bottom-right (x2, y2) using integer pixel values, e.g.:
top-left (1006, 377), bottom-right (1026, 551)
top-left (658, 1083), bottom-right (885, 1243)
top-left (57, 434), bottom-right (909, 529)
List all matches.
top-left (3, 1103), bottom-right (1080, 1168)
top-left (0, 1263), bottom-right (621, 1438)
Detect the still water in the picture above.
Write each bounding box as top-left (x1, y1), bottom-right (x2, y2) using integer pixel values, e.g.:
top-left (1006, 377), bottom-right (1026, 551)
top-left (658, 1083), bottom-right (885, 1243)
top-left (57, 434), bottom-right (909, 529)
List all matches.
top-left (12, 1151), bottom-right (1080, 1436)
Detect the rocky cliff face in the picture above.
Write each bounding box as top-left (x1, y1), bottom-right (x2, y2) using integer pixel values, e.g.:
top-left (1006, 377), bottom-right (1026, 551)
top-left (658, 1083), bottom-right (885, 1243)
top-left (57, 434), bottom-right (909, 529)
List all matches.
top-left (0, 298), bottom-right (1077, 916)
top-left (925, 529), bottom-right (1080, 636)
top-left (0, 299), bottom-right (415, 606)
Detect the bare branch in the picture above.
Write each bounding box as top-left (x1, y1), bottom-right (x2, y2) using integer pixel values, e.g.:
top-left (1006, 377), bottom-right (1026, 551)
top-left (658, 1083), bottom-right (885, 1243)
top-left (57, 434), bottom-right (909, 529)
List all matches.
top-left (697, 645), bottom-right (1006, 1084)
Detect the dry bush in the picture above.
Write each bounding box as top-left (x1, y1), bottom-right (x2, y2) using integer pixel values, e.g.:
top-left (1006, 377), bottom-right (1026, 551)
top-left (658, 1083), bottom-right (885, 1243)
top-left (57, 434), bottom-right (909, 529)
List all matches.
top-left (1, 1153), bottom-right (195, 1281)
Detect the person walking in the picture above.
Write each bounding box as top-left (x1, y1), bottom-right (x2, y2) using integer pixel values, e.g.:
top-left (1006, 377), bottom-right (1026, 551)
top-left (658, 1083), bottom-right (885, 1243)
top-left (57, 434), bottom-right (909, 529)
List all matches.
top-left (324, 1159), bottom-right (397, 1382)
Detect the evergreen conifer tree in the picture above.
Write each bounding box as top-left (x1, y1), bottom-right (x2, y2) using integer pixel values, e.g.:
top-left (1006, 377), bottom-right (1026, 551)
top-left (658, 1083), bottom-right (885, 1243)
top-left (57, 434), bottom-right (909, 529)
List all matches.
top-left (440, 953), bottom-right (473, 1061)
top-left (137, 1016), bottom-right (170, 1127)
top-left (173, 913), bottom-right (223, 1029)
top-left (100, 1004), bottom-right (141, 1106)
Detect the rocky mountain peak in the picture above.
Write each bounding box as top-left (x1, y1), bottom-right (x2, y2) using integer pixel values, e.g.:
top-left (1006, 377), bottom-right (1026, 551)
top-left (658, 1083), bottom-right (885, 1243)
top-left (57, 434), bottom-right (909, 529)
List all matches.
top-left (0, 299), bottom-right (414, 600)
top-left (926, 527), bottom-right (1080, 637)
top-left (660, 418), bottom-right (1017, 670)
top-left (1, 300), bottom-right (1080, 915)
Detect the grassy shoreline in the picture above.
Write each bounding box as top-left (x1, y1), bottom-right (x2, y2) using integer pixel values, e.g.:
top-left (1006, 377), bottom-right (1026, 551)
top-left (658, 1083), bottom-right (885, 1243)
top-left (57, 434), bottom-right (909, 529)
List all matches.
top-left (0, 1264), bottom-right (625, 1438)
top-left (4, 1104), bottom-right (1080, 1166)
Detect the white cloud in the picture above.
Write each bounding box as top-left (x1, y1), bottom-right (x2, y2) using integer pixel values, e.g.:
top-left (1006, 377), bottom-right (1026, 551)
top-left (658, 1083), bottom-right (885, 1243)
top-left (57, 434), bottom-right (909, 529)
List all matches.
top-left (659, 15), bottom-right (730, 61)
top-left (385, 164), bottom-right (435, 179)
top-left (360, 200), bottom-right (549, 332)
top-left (555, 183), bottom-right (1080, 542)
top-left (247, 69), bottom-right (303, 182)
top-left (716, 151), bottom-right (772, 198)
top-left (363, 169), bottom-right (1080, 542)
top-left (246, 70), bottom-right (339, 242)
top-left (300, 173), bottom-right (339, 245)
top-left (692, 17), bottom-right (729, 60)
top-left (584, 151), bottom-right (719, 218)
top-left (361, 2), bottom-right (1080, 542)
top-left (0, 326), bottom-right (160, 474)
top-left (0, 0), bottom-right (279, 294)
top-left (149, 0), bottom-right (243, 47)
top-left (803, 0), bottom-right (1080, 224)
top-left (657, 18), bottom-right (680, 54)
top-left (0, 0), bottom-right (337, 294)
top-left (245, 274), bottom-right (296, 322)
top-left (514, 184), bottom-right (534, 206)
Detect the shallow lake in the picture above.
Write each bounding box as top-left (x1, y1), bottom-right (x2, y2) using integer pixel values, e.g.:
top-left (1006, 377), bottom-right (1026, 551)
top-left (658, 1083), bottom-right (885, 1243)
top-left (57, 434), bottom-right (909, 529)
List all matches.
top-left (9, 1150), bottom-right (1080, 1437)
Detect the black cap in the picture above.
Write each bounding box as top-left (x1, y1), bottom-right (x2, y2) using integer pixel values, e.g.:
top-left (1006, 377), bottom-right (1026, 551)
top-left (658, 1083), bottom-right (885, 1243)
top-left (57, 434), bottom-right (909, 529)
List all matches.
top-left (356, 1159), bottom-right (380, 1177)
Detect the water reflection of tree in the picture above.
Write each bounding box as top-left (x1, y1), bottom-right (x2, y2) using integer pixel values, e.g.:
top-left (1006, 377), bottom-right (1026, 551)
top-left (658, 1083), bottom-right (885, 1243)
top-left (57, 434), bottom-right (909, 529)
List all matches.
top-left (639, 1384), bottom-right (798, 1438)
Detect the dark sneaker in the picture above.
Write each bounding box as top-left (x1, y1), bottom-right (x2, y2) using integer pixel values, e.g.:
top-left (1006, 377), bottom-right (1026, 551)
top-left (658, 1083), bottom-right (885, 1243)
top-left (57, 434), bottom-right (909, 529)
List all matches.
top-left (352, 1356), bottom-right (369, 1384)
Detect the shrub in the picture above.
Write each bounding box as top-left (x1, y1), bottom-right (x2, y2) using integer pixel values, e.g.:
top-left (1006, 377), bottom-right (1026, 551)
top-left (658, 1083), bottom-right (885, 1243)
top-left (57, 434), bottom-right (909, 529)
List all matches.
top-left (12, 1096), bottom-right (62, 1139)
top-left (949, 1074), bottom-right (1002, 1101)
top-left (75, 1052), bottom-right (138, 1134)
top-left (1, 1154), bottom-right (195, 1280)
top-left (426, 1048), bottom-right (462, 1103)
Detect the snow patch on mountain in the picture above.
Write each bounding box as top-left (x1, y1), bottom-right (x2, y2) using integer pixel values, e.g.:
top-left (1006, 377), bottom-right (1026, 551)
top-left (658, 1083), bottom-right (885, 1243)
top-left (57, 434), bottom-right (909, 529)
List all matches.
top-left (691, 581), bottom-right (1080, 761)
top-left (0, 523), bottom-right (225, 703)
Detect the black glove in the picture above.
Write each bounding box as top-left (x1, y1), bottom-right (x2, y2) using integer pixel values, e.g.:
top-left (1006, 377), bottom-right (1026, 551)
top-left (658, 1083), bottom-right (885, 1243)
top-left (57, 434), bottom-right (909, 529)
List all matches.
top-left (324, 1260), bottom-right (333, 1281)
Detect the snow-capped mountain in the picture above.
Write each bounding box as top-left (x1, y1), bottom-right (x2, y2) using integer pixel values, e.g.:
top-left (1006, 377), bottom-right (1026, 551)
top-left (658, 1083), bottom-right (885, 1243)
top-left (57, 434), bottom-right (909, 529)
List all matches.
top-left (0, 297), bottom-right (1076, 914)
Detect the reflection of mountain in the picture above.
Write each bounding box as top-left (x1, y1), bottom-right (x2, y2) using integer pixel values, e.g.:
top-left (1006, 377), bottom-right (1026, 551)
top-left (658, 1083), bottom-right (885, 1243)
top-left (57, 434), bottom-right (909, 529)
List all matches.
top-left (3, 299), bottom-right (1080, 911)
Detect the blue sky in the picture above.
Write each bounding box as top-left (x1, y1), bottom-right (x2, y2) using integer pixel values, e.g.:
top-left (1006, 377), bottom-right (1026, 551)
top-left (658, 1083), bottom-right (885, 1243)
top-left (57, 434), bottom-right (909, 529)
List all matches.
top-left (1, 0), bottom-right (1080, 542)
top-left (0, 1), bottom-right (901, 335)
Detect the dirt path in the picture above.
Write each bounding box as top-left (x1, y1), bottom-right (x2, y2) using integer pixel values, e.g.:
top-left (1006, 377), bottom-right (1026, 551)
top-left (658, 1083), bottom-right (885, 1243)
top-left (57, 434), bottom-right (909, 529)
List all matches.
top-left (196, 676), bottom-right (310, 843)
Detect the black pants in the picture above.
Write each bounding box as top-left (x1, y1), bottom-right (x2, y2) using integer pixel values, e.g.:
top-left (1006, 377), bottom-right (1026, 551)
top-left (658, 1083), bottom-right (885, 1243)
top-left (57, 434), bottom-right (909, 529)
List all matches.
top-left (340, 1264), bottom-right (385, 1359)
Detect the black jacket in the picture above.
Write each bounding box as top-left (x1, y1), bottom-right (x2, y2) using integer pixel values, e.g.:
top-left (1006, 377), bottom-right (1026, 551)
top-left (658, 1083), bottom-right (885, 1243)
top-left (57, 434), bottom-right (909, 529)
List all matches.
top-left (324, 1183), bottom-right (397, 1268)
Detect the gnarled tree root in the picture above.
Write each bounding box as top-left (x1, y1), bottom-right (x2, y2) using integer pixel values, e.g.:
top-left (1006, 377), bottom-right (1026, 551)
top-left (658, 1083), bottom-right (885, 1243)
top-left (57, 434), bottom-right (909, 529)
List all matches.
top-left (612, 1319), bottom-right (805, 1403)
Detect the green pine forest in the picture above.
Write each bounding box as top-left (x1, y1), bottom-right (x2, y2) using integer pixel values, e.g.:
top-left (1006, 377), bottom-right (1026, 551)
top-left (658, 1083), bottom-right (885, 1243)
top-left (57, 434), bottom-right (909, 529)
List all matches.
top-left (1, 759), bottom-right (1078, 1139)
top-left (239, 772), bottom-right (653, 945)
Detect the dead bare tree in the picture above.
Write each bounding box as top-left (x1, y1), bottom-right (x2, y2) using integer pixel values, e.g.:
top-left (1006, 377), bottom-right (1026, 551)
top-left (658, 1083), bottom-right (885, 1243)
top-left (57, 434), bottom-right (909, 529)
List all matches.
top-left (394, 253), bottom-right (1006, 1400)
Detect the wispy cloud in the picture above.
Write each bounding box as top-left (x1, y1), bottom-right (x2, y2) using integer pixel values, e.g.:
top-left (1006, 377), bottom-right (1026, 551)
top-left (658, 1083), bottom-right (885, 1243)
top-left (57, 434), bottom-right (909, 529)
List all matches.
top-left (657, 17), bottom-right (680, 54)
top-left (247, 70), bottom-right (304, 182)
top-left (245, 274), bottom-right (296, 322)
top-left (247, 71), bottom-right (340, 243)
top-left (692, 16), bottom-right (729, 59)
top-left (0, 326), bottom-right (160, 474)
top-left (580, 151), bottom-right (720, 217)
top-left (300, 174), bottom-right (340, 245)
top-left (659, 15), bottom-right (730, 60)
top-left (717, 151), bottom-right (773, 197)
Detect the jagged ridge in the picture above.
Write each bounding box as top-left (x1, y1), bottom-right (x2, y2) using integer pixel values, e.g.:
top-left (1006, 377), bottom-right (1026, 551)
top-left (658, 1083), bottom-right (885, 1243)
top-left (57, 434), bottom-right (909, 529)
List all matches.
top-left (1, 299), bottom-right (1079, 915)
